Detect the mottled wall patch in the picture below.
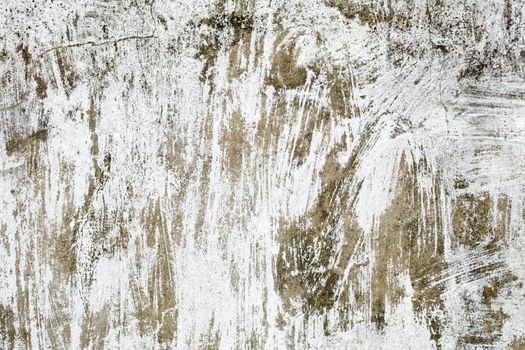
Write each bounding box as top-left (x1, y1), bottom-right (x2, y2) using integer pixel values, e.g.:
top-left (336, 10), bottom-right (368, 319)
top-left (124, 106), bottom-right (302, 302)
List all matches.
top-left (1, 0), bottom-right (524, 349)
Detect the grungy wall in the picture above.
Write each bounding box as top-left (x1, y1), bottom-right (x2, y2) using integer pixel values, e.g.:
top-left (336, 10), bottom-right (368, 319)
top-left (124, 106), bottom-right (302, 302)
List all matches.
top-left (1, 0), bottom-right (525, 349)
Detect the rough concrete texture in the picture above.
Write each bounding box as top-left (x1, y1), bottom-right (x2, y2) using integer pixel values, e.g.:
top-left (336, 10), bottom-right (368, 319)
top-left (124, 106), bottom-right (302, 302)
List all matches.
top-left (1, 0), bottom-right (525, 349)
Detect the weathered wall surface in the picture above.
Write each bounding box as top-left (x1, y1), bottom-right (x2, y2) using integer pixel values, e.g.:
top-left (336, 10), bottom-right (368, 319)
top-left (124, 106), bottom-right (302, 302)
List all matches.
top-left (1, 0), bottom-right (525, 349)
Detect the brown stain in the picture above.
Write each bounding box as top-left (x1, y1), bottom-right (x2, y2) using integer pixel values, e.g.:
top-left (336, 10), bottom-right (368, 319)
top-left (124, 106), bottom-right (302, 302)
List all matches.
top-left (510, 336), bottom-right (525, 350)
top-left (80, 307), bottom-right (110, 349)
top-left (53, 224), bottom-right (78, 275)
top-left (219, 111), bottom-right (249, 179)
top-left (55, 50), bottom-right (78, 95)
top-left (50, 99), bottom-right (108, 282)
top-left (18, 126), bottom-right (49, 318)
top-left (504, 0), bottom-right (513, 31)
top-left (14, 238), bottom-right (32, 349)
top-left (190, 157), bottom-right (211, 248)
top-left (224, 8), bottom-right (260, 82)
top-left (198, 315), bottom-right (221, 349)
top-left (88, 97), bottom-right (100, 156)
top-left (459, 269), bottom-right (517, 346)
top-left (159, 135), bottom-right (185, 173)
top-left (0, 49), bottom-right (8, 62)
top-left (259, 66), bottom-right (357, 168)
top-left (267, 32), bottom-right (307, 90)
top-left (255, 98), bottom-right (289, 157)
top-left (274, 96), bottom-right (379, 333)
top-left (0, 305), bottom-right (16, 350)
top-left (326, 1), bottom-right (522, 79)
top-left (275, 138), bottom-right (361, 316)
top-left (257, 62), bottom-right (357, 168)
top-left (452, 192), bottom-right (510, 249)
top-left (458, 290), bottom-right (511, 347)
top-left (135, 199), bottom-right (178, 347)
top-left (46, 148), bottom-right (121, 348)
top-left (5, 114), bottom-right (55, 348)
top-left (372, 153), bottom-right (447, 346)
top-left (46, 285), bottom-right (72, 349)
top-left (157, 103), bottom-right (213, 248)
top-left (51, 163), bottom-right (105, 282)
top-left (483, 309), bottom-right (509, 337)
top-left (458, 56), bottom-right (488, 81)
top-left (328, 73), bottom-right (355, 118)
top-left (142, 199), bottom-right (164, 248)
top-left (5, 129), bottom-right (48, 156)
top-left (16, 44), bottom-right (32, 80)
top-left (291, 107), bottom-right (330, 166)
top-left (196, 37), bottom-right (219, 83)
top-left (34, 74), bottom-right (48, 99)
top-left (451, 190), bottom-right (514, 346)
top-left (48, 100), bottom-right (113, 288)
top-left (227, 28), bottom-right (259, 82)
top-left (325, 0), bottom-right (393, 25)
top-left (49, 173), bottom-right (78, 275)
top-left (195, 10), bottom-right (254, 82)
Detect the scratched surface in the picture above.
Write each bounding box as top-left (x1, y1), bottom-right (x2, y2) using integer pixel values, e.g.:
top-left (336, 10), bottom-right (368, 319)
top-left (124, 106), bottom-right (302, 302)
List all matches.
top-left (1, 0), bottom-right (525, 349)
